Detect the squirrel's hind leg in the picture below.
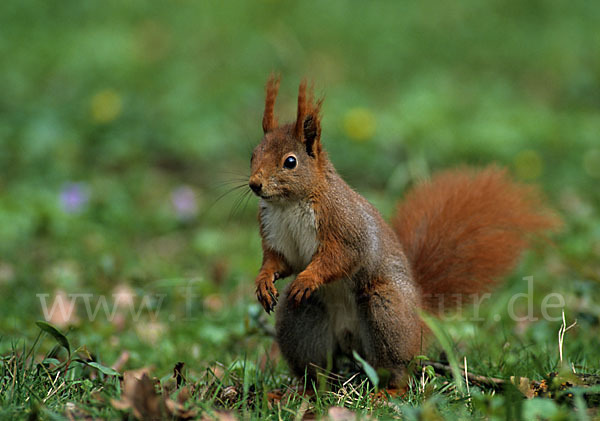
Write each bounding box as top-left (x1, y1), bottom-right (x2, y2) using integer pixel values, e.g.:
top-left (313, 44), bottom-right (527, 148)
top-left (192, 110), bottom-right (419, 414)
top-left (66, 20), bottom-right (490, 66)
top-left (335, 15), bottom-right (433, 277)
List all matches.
top-left (357, 280), bottom-right (423, 387)
top-left (275, 288), bottom-right (335, 381)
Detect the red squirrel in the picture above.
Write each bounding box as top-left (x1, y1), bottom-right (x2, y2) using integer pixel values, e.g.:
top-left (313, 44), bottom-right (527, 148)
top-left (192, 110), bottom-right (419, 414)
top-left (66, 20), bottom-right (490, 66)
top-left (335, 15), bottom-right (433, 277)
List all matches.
top-left (249, 76), bottom-right (558, 386)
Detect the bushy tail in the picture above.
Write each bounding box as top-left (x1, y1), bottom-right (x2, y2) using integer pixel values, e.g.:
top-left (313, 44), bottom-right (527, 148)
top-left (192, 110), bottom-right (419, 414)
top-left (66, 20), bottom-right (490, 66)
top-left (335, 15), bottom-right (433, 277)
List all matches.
top-left (392, 166), bottom-right (560, 313)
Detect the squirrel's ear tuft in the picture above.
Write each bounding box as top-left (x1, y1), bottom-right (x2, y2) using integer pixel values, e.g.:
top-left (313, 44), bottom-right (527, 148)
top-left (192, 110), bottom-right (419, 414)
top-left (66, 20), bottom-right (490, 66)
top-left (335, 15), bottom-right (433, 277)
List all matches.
top-left (294, 79), bottom-right (308, 138)
top-left (302, 113), bottom-right (321, 157)
top-left (262, 74), bottom-right (280, 133)
top-left (295, 79), bottom-right (323, 157)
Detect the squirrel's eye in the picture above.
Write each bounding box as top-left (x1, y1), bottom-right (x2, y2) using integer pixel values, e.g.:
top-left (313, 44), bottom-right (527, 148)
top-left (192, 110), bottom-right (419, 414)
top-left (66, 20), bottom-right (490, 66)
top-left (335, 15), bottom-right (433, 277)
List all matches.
top-left (283, 156), bottom-right (297, 169)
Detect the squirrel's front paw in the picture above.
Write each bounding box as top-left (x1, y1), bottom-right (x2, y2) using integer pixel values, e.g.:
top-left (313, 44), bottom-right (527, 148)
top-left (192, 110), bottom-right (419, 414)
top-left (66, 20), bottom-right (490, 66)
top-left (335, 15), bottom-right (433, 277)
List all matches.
top-left (255, 273), bottom-right (279, 314)
top-left (288, 273), bottom-right (320, 306)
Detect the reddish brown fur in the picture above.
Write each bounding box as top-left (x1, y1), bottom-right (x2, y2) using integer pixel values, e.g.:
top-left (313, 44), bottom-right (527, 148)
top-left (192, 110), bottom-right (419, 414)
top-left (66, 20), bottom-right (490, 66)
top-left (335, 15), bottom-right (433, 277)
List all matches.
top-left (294, 80), bottom-right (323, 156)
top-left (392, 167), bottom-right (560, 312)
top-left (294, 79), bottom-right (307, 138)
top-left (255, 246), bottom-right (291, 313)
top-left (288, 193), bottom-right (359, 303)
top-left (262, 74), bottom-right (280, 133)
top-left (250, 77), bottom-right (560, 386)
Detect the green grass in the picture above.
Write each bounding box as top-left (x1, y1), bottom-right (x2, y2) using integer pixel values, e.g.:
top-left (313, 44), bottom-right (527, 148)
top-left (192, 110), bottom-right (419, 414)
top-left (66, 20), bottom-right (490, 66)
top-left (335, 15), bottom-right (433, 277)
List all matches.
top-left (1, 0), bottom-right (600, 419)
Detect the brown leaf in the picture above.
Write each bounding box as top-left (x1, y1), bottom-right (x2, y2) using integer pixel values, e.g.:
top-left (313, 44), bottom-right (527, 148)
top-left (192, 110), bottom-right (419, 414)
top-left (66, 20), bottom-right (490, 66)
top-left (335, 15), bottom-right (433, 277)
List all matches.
top-left (112, 368), bottom-right (203, 420)
top-left (122, 368), bottom-right (153, 397)
top-left (297, 400), bottom-right (312, 420)
top-left (209, 363), bottom-right (226, 381)
top-left (266, 389), bottom-right (284, 404)
top-left (220, 385), bottom-right (239, 404)
top-left (164, 393), bottom-right (197, 420)
top-left (116, 373), bottom-right (165, 420)
top-left (201, 411), bottom-right (237, 421)
top-left (210, 259), bottom-right (229, 285)
top-left (111, 350), bottom-right (130, 372)
top-left (132, 374), bottom-right (164, 419)
top-left (327, 407), bottom-right (357, 421)
top-left (372, 387), bottom-right (408, 401)
top-left (111, 370), bottom-right (166, 420)
top-left (204, 294), bottom-right (224, 313)
top-left (510, 376), bottom-right (535, 399)
top-left (177, 385), bottom-right (191, 405)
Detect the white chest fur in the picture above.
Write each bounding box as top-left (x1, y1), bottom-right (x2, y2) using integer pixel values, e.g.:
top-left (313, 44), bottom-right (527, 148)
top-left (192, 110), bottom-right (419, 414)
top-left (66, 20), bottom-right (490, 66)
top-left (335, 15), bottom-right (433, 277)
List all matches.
top-left (260, 199), bottom-right (319, 271)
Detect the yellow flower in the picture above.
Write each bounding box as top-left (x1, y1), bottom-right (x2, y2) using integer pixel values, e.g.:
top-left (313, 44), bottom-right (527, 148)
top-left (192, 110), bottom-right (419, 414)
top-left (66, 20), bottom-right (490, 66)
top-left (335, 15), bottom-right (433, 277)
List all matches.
top-left (514, 149), bottom-right (543, 180)
top-left (90, 89), bottom-right (122, 123)
top-left (343, 108), bottom-right (376, 142)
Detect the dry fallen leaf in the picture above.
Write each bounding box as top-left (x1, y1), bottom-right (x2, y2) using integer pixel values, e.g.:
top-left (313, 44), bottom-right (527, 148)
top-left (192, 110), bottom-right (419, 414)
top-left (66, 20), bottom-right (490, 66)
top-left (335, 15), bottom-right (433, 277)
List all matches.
top-left (176, 385), bottom-right (190, 404)
top-left (510, 376), bottom-right (535, 399)
top-left (164, 386), bottom-right (197, 421)
top-left (220, 385), bottom-right (239, 404)
top-left (201, 411), bottom-right (237, 421)
top-left (327, 406), bottom-right (358, 421)
top-left (372, 387), bottom-right (407, 401)
top-left (111, 372), bottom-right (164, 420)
top-left (111, 368), bottom-right (197, 420)
top-left (266, 389), bottom-right (284, 404)
top-left (111, 350), bottom-right (130, 372)
top-left (210, 258), bottom-right (229, 285)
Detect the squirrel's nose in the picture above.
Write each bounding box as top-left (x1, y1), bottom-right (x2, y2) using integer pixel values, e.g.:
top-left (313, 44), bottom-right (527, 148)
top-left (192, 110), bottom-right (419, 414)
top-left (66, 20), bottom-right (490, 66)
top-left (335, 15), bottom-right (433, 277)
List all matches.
top-left (249, 180), bottom-right (262, 194)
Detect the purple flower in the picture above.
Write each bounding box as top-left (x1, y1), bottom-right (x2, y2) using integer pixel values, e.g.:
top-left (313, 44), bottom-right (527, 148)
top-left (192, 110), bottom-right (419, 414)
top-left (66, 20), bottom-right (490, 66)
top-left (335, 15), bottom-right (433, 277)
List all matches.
top-left (171, 185), bottom-right (198, 220)
top-left (60, 182), bottom-right (89, 213)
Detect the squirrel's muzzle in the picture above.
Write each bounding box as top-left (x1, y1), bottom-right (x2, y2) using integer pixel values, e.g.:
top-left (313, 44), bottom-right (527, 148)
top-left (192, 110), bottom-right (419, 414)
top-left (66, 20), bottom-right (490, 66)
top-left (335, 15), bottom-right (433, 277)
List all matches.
top-left (249, 179), bottom-right (263, 195)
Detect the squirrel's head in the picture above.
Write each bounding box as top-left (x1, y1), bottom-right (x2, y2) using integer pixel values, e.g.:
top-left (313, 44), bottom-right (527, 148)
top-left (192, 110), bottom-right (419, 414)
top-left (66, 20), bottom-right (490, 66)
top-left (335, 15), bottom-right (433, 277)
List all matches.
top-left (249, 76), bottom-right (325, 204)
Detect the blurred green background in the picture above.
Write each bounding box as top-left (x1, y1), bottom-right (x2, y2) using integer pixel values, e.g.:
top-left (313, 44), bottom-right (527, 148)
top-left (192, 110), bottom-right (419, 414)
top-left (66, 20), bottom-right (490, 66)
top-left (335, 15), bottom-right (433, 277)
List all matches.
top-left (1, 0), bottom-right (599, 386)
